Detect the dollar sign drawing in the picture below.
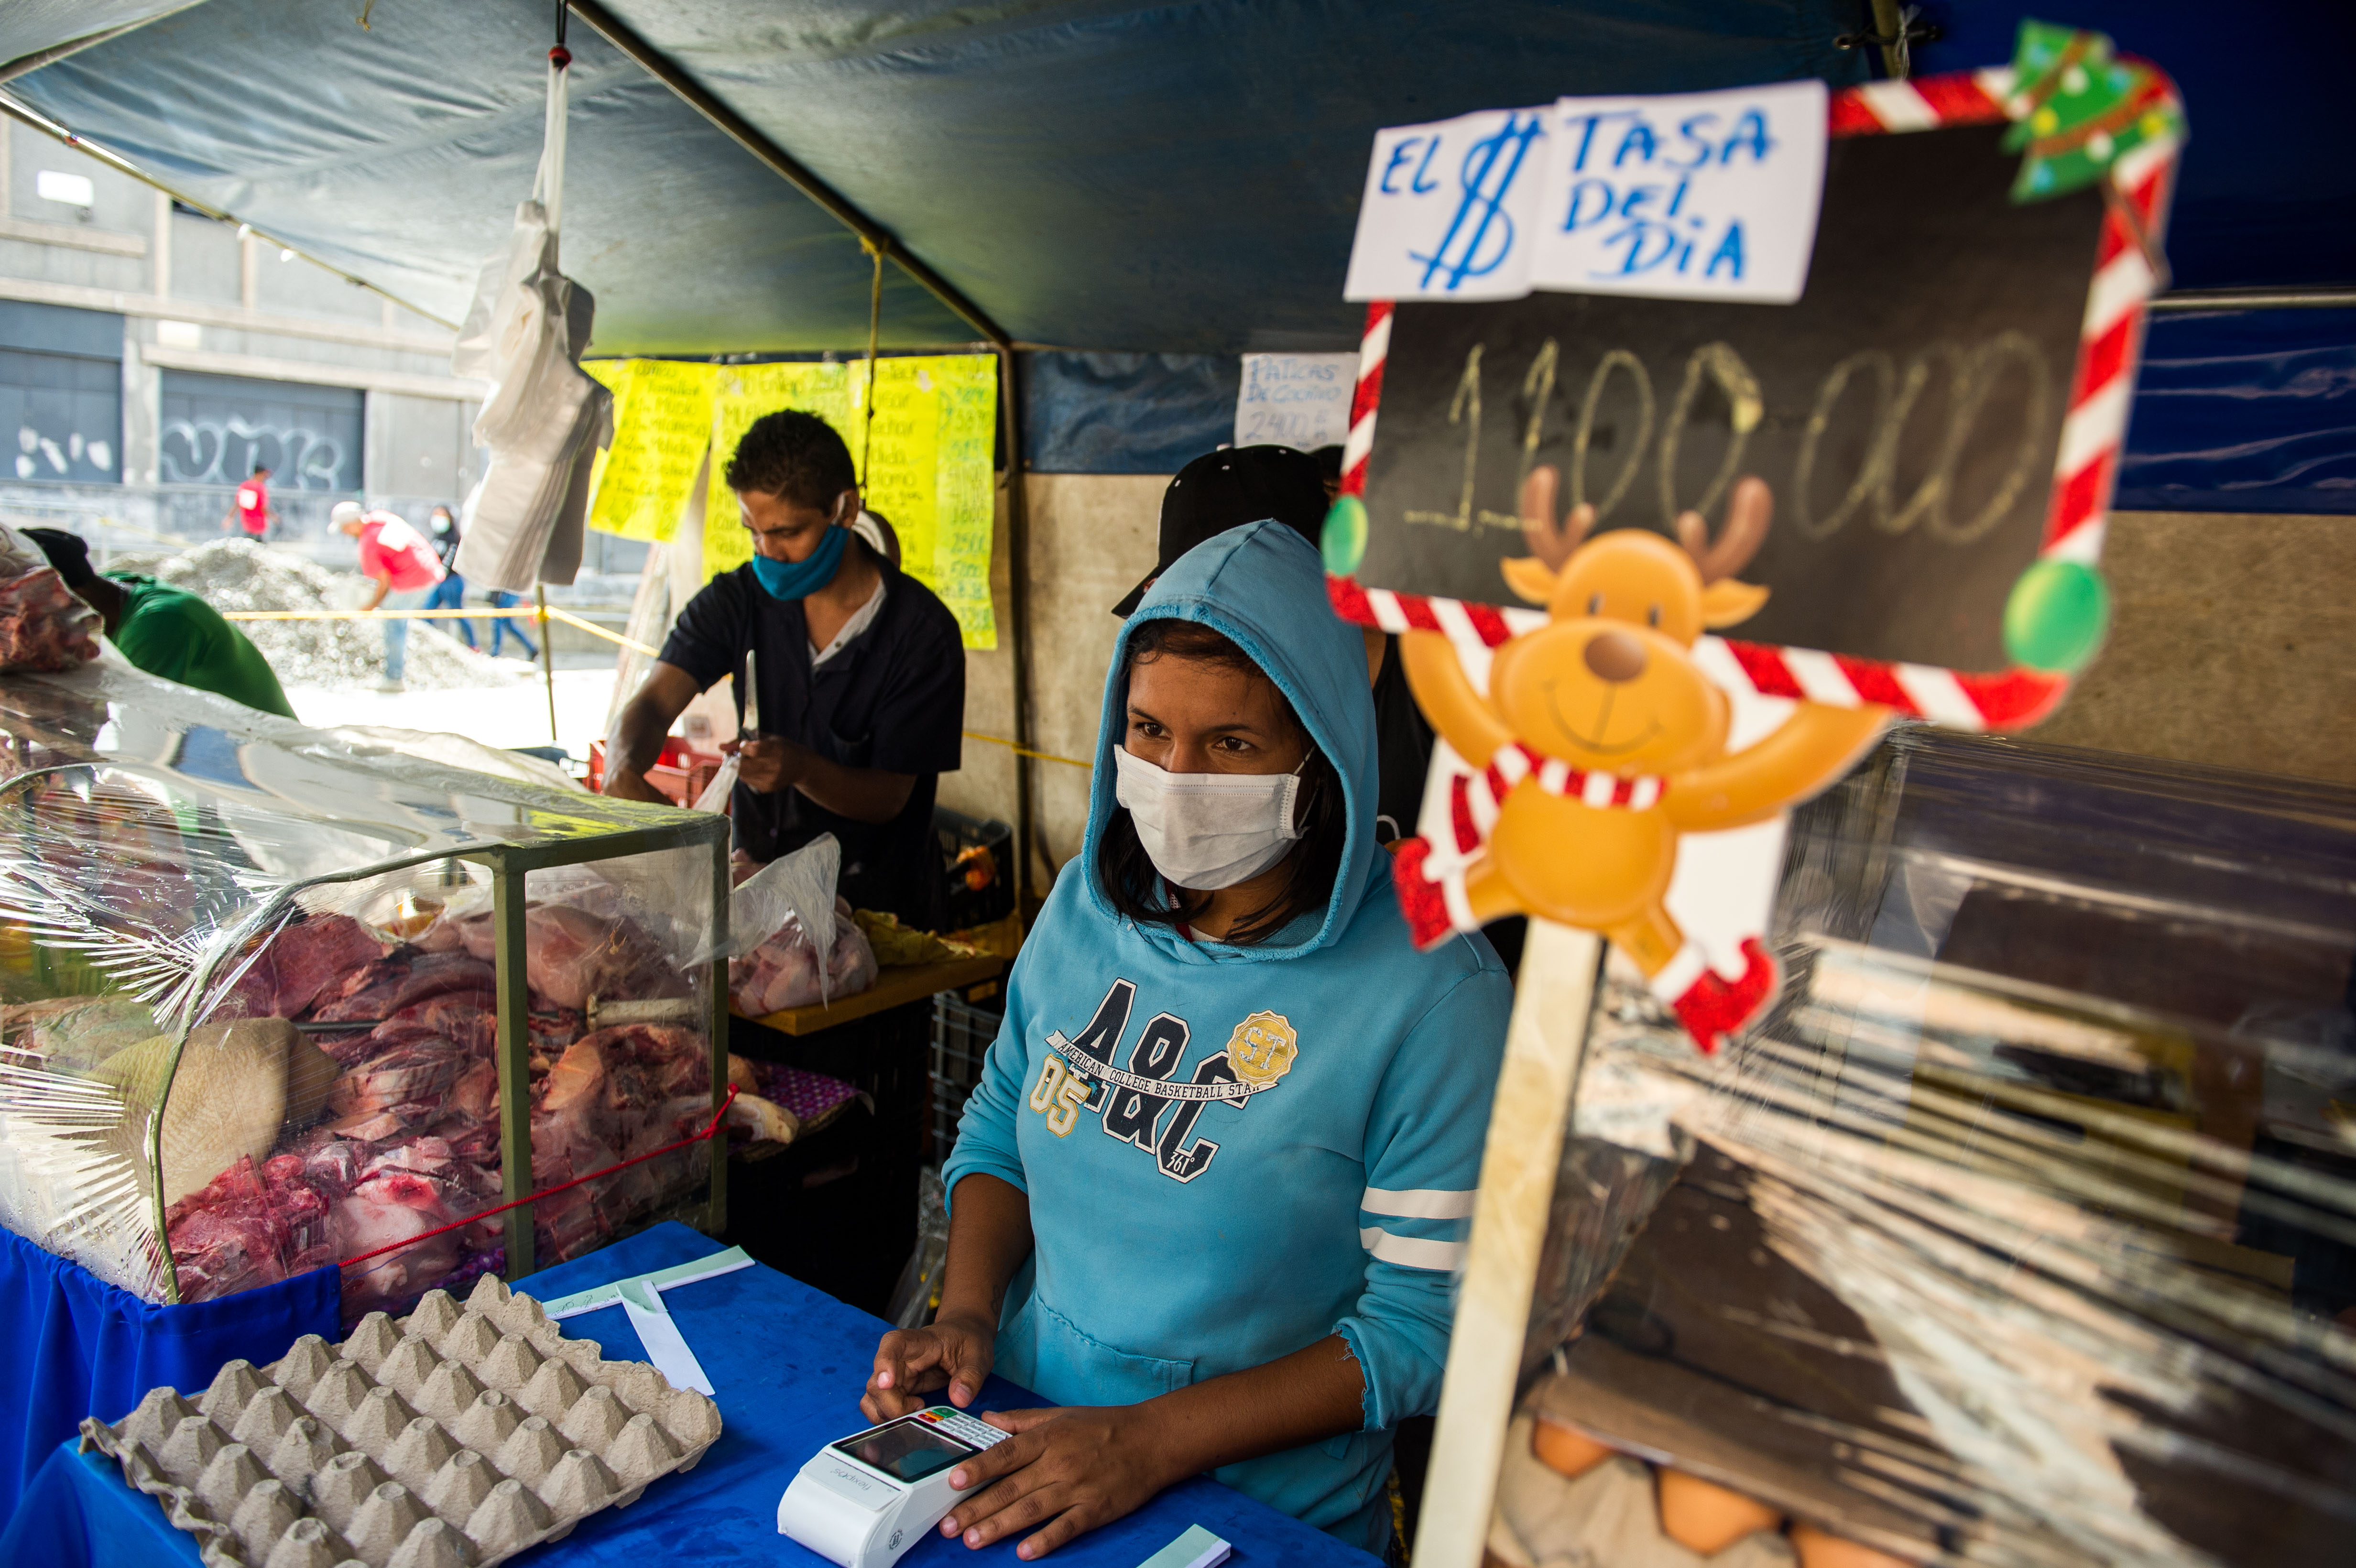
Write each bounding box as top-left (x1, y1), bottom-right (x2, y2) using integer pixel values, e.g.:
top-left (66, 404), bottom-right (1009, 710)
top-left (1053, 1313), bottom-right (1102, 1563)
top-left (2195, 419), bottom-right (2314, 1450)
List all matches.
top-left (1411, 112), bottom-right (1544, 291)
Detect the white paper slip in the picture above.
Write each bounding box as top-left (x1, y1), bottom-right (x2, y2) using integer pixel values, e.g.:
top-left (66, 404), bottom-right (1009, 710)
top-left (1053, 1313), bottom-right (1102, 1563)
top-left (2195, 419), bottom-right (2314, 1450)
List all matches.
top-left (620, 1278), bottom-right (716, 1397)
top-left (1528, 79), bottom-right (1828, 304)
top-left (1233, 352), bottom-right (1359, 449)
top-left (1343, 105), bottom-right (1551, 303)
top-left (1135, 1523), bottom-right (1231, 1568)
top-left (537, 1245), bottom-right (755, 1318)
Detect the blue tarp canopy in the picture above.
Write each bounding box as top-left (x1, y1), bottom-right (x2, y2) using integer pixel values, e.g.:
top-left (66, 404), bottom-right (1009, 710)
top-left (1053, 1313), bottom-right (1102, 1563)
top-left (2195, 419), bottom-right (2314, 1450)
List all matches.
top-left (1, 1), bottom-right (2349, 506)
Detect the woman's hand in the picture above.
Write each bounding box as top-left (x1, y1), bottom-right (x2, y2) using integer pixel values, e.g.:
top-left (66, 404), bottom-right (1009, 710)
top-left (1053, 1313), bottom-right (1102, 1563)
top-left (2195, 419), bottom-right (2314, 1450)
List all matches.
top-left (862, 1307), bottom-right (997, 1422)
top-left (939, 1406), bottom-right (1181, 1560)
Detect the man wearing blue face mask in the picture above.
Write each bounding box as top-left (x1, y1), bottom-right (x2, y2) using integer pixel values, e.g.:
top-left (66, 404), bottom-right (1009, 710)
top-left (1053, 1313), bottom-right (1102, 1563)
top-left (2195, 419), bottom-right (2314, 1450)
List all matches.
top-left (602, 410), bottom-right (964, 925)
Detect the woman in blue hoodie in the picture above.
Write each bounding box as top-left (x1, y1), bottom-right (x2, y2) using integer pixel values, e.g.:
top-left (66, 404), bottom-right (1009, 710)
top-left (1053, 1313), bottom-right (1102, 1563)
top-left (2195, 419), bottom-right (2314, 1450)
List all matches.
top-left (863, 521), bottom-right (1514, 1559)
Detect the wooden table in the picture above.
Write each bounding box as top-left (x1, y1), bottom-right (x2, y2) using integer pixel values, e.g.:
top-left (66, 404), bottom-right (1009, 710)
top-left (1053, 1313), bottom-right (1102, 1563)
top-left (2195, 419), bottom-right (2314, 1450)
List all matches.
top-left (732, 953), bottom-right (1006, 1035)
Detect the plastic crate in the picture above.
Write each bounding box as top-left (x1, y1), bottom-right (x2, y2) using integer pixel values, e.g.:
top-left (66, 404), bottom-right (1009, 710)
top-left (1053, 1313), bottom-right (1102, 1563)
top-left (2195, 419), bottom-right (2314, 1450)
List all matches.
top-left (929, 987), bottom-right (1004, 1164)
top-left (934, 806), bottom-right (1015, 931)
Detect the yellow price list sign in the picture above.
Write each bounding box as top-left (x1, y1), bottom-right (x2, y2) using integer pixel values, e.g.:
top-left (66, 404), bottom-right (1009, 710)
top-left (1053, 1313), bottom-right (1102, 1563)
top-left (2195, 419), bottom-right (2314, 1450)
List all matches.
top-left (583, 360), bottom-right (719, 543)
top-left (702, 355), bottom-right (999, 650)
top-left (855, 354), bottom-right (998, 650)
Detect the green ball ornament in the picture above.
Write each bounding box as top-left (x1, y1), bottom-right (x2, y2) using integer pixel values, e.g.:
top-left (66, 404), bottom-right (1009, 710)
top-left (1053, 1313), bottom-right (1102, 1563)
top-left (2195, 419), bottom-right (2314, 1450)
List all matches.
top-left (1321, 495), bottom-right (1367, 577)
top-left (2003, 558), bottom-right (2109, 673)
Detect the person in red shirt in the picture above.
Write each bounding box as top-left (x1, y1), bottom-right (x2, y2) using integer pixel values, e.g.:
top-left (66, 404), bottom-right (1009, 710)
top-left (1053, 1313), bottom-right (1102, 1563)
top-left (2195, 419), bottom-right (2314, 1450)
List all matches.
top-left (229, 464), bottom-right (277, 538)
top-left (335, 500), bottom-right (445, 692)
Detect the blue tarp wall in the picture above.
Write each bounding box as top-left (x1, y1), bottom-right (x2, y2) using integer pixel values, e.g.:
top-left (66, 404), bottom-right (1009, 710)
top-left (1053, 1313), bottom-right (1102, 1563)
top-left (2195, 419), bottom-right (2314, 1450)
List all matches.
top-left (1, 1), bottom-right (2348, 504)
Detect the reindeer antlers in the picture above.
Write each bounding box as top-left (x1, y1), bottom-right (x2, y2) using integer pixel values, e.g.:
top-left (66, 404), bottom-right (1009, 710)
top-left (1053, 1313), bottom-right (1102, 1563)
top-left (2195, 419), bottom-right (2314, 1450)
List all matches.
top-left (1674, 475), bottom-right (1771, 585)
top-left (1519, 465), bottom-right (1594, 571)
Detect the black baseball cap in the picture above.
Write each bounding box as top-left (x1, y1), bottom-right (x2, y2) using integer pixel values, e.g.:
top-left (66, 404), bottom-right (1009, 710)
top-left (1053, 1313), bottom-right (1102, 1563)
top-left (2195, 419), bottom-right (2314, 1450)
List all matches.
top-left (1110, 446), bottom-right (1331, 617)
top-left (21, 527), bottom-right (96, 590)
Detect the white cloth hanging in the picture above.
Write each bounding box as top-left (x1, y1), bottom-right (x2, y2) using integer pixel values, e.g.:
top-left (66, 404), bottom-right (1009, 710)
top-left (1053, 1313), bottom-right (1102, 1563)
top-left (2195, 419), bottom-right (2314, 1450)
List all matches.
top-left (452, 57), bottom-right (612, 594)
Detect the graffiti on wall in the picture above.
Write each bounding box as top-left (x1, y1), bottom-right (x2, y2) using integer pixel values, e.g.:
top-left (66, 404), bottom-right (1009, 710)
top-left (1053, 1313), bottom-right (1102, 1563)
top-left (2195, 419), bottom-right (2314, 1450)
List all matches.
top-left (159, 417), bottom-right (351, 489)
top-left (14, 425), bottom-right (114, 480)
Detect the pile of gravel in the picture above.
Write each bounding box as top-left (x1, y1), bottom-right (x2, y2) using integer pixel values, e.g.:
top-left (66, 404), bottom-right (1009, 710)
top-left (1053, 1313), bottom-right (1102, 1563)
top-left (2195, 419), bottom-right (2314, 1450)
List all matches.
top-left (107, 539), bottom-right (531, 692)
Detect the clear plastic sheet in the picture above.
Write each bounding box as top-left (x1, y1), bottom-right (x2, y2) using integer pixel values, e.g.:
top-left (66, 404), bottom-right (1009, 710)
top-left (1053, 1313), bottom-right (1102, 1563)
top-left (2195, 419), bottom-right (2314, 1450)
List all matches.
top-left (0, 654), bottom-right (723, 1318)
top-left (1506, 729), bottom-right (2356, 1568)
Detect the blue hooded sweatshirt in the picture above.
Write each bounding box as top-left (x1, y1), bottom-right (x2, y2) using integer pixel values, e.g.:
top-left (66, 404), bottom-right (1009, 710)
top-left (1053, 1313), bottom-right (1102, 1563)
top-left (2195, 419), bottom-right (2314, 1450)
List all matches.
top-left (943, 521), bottom-right (1513, 1552)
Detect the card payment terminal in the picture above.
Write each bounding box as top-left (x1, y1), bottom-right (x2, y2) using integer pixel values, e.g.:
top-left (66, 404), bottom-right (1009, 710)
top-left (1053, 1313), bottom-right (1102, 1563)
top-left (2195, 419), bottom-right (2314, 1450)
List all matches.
top-left (778, 1406), bottom-right (1011, 1567)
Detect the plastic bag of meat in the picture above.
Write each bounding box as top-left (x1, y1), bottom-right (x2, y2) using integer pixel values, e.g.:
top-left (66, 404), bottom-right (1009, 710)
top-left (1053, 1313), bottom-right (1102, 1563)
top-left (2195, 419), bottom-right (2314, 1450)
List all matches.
top-left (0, 520), bottom-right (99, 671)
top-left (730, 895), bottom-right (878, 1015)
top-left (723, 835), bottom-right (880, 1014)
top-left (0, 563), bottom-right (100, 672)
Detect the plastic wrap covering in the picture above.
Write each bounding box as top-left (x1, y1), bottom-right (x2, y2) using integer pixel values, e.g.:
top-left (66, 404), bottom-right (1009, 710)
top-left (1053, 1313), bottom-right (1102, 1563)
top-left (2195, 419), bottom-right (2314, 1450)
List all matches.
top-left (1505, 730), bottom-right (2356, 1568)
top-left (0, 655), bottom-right (725, 1321)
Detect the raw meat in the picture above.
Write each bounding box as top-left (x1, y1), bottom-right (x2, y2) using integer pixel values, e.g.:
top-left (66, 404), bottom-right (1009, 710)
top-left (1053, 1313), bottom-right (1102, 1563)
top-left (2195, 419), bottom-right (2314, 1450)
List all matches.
top-left (730, 896), bottom-right (877, 1016)
top-left (0, 564), bottom-right (101, 672)
top-left (156, 892), bottom-right (737, 1315)
top-left (222, 913), bottom-right (387, 1019)
top-left (333, 1136), bottom-right (498, 1314)
top-left (311, 954), bottom-right (413, 1020)
top-left (164, 1153), bottom-right (335, 1303)
top-left (521, 903), bottom-right (686, 1011)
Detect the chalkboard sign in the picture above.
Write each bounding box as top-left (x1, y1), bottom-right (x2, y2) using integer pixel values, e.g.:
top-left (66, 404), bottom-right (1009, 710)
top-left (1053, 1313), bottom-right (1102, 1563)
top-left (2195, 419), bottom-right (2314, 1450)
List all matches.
top-left (1353, 121), bottom-right (2109, 675)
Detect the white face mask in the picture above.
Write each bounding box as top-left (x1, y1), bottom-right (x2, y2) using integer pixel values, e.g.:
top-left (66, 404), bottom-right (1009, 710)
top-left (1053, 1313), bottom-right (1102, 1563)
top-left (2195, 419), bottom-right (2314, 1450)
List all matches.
top-left (1113, 745), bottom-right (1306, 892)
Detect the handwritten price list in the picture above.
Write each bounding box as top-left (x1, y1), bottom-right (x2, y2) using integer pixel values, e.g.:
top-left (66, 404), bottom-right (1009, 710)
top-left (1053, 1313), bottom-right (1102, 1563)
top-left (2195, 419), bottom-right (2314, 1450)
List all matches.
top-left (854, 355), bottom-right (1000, 649)
top-left (583, 359), bottom-right (719, 543)
top-left (581, 356), bottom-right (999, 649)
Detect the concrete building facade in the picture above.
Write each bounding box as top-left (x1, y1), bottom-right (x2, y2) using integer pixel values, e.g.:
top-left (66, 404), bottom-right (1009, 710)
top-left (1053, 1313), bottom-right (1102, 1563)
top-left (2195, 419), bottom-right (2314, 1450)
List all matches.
top-left (0, 118), bottom-right (479, 555)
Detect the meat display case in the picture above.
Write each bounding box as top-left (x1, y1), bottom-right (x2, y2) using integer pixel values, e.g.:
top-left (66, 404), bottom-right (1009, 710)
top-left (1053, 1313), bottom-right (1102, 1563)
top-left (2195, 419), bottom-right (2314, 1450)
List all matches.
top-left (0, 658), bottom-right (731, 1320)
top-left (1425, 727), bottom-right (2356, 1568)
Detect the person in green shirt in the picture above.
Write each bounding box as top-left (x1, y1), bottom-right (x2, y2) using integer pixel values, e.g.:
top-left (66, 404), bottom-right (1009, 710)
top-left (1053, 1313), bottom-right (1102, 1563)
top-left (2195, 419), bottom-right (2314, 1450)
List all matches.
top-left (22, 527), bottom-right (296, 719)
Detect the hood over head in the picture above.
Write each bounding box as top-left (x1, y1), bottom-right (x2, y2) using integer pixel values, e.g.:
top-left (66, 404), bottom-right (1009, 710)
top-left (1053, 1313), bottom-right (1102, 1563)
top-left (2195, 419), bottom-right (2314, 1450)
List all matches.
top-left (1084, 520), bottom-right (1378, 960)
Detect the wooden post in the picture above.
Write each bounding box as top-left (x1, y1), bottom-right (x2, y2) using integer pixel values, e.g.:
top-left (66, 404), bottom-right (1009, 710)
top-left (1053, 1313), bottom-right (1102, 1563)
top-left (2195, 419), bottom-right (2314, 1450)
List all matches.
top-left (1413, 921), bottom-right (1603, 1568)
top-left (536, 583), bottom-right (560, 748)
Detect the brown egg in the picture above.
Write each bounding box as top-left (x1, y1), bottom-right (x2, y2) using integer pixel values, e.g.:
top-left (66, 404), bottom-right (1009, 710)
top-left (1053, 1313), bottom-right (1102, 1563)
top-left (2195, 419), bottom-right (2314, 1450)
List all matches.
top-left (1656, 1468), bottom-right (1782, 1555)
top-left (1789, 1523), bottom-right (1919, 1568)
top-left (1530, 1416), bottom-right (1614, 1479)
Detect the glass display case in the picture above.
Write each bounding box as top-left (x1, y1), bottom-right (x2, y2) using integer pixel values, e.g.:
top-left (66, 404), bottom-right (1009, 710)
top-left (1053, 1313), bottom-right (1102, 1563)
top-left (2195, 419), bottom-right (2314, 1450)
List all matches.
top-left (1458, 727), bottom-right (2356, 1568)
top-left (0, 658), bottom-right (731, 1322)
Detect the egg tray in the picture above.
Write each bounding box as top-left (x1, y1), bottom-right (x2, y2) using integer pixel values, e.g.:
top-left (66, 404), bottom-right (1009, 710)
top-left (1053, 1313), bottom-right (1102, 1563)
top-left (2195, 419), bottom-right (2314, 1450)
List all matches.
top-left (77, 1273), bottom-right (724, 1568)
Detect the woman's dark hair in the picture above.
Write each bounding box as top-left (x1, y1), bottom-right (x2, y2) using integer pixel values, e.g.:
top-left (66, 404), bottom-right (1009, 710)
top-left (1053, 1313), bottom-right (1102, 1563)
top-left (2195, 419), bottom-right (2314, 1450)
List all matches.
top-left (1097, 620), bottom-right (1348, 947)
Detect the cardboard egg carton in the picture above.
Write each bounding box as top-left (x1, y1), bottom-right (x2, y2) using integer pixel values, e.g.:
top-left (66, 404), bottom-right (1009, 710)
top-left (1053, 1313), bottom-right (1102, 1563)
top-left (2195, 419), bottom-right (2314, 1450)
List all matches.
top-left (78, 1274), bottom-right (723, 1568)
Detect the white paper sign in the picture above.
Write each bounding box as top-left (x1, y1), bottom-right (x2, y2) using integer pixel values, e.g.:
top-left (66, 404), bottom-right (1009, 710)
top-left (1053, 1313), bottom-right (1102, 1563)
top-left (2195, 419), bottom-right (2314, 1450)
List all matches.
top-left (1532, 80), bottom-right (1829, 303)
top-left (1233, 353), bottom-right (1359, 449)
top-left (1345, 81), bottom-right (1829, 307)
top-left (1342, 106), bottom-right (1551, 303)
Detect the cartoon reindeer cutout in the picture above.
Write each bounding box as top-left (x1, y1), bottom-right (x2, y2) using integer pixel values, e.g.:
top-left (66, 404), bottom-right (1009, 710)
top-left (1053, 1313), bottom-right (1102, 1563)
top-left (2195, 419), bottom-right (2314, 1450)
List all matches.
top-left (1391, 466), bottom-right (1890, 1050)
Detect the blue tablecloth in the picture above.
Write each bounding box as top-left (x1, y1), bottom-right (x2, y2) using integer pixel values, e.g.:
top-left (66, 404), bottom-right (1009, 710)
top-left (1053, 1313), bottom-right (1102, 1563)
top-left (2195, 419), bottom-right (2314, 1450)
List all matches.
top-left (0, 1222), bottom-right (341, 1525)
top-left (2, 1223), bottom-right (1376, 1568)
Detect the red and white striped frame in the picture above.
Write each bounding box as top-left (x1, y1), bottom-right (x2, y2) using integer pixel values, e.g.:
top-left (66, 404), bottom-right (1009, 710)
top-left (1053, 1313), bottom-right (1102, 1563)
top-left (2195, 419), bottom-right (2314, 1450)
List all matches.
top-left (1331, 66), bottom-right (2180, 732)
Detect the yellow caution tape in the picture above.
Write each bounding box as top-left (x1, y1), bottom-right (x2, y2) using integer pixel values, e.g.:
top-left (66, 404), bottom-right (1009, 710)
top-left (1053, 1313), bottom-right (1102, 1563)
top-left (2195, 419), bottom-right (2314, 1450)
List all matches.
top-left (220, 604), bottom-right (661, 658)
top-left (963, 730), bottom-right (1093, 769)
top-left (542, 604), bottom-right (661, 657)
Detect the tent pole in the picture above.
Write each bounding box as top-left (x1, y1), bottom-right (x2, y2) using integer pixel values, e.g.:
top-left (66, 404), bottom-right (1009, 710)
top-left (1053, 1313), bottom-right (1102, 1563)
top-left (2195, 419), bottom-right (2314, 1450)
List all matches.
top-left (0, 8), bottom-right (208, 86)
top-left (995, 346), bottom-right (1038, 910)
top-left (561, 1), bottom-right (1040, 904)
top-left (564, 0), bottom-right (1011, 353)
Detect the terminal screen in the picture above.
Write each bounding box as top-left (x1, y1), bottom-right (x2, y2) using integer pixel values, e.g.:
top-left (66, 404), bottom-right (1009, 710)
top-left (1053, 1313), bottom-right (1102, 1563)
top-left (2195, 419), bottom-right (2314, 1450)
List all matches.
top-left (835, 1416), bottom-right (977, 1483)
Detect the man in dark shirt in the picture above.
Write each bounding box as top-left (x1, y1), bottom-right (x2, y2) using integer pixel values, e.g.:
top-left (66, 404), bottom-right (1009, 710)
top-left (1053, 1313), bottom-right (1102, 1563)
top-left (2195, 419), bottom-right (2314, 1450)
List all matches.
top-left (603, 411), bottom-right (964, 926)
